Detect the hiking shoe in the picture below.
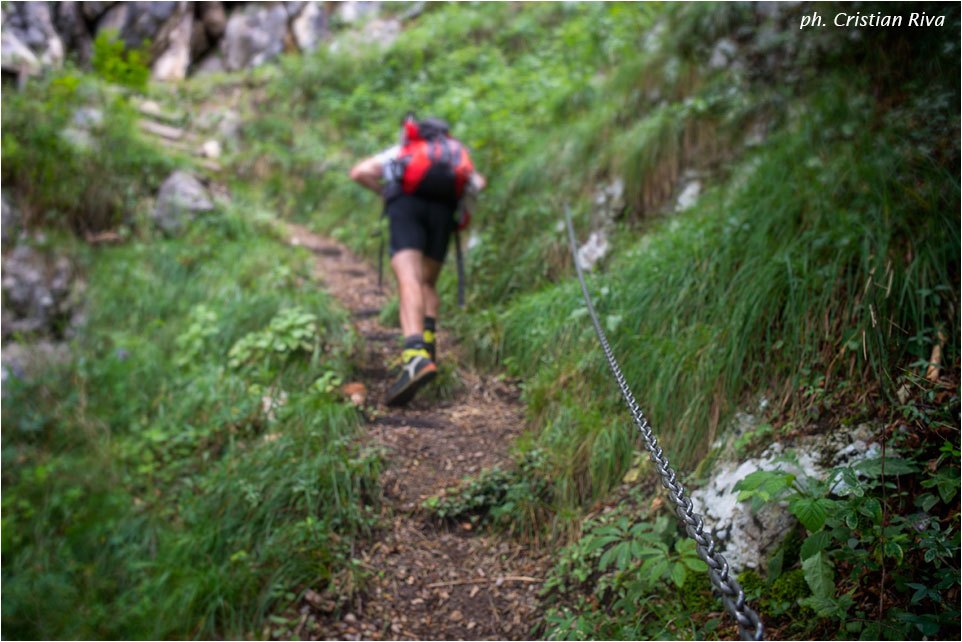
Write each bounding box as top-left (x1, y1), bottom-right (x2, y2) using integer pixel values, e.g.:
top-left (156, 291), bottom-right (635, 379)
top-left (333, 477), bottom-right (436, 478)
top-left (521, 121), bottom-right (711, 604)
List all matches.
top-left (385, 349), bottom-right (437, 406)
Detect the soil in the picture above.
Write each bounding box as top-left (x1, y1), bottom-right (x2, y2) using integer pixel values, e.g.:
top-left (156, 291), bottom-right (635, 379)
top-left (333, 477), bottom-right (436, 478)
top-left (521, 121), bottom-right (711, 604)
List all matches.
top-left (275, 222), bottom-right (551, 641)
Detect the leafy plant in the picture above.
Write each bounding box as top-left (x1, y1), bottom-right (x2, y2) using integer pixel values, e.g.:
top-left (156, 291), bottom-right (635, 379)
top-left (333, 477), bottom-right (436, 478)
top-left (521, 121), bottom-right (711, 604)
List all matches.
top-left (733, 445), bottom-right (961, 639)
top-left (228, 306), bottom-right (319, 369)
top-left (174, 304), bottom-right (219, 368)
top-left (91, 30), bottom-right (150, 90)
top-left (540, 498), bottom-right (720, 641)
top-left (423, 449), bottom-right (552, 539)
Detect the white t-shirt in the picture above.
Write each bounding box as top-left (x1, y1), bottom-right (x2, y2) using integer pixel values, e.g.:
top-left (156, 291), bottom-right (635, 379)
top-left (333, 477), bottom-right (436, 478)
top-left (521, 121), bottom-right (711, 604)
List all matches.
top-left (374, 145), bottom-right (401, 165)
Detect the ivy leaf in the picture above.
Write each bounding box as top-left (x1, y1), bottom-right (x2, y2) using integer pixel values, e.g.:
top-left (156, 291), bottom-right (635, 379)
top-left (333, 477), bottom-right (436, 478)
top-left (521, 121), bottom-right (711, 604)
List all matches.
top-left (801, 550), bottom-right (835, 599)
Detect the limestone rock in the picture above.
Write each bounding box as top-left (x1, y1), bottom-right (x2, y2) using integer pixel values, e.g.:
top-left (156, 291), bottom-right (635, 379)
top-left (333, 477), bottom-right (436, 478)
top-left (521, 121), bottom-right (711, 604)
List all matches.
top-left (290, 1), bottom-right (328, 52)
top-left (200, 140), bottom-right (222, 159)
top-left (2, 194), bottom-right (23, 247)
top-left (690, 419), bottom-right (882, 574)
top-left (222, 4), bottom-right (289, 71)
top-left (1, 245), bottom-right (82, 340)
top-left (192, 50), bottom-right (226, 76)
top-left (576, 230), bottom-right (609, 272)
top-left (1, 2), bottom-right (64, 69)
top-left (82, 2), bottom-right (117, 22)
top-left (95, 3), bottom-right (129, 38)
top-left (674, 173), bottom-right (701, 212)
top-left (122, 1), bottom-right (180, 53)
top-left (1, 341), bottom-right (73, 382)
top-left (1, 29), bottom-right (40, 79)
top-left (151, 4), bottom-right (193, 81)
top-left (335, 1), bottom-right (381, 24)
top-left (153, 171), bottom-right (215, 234)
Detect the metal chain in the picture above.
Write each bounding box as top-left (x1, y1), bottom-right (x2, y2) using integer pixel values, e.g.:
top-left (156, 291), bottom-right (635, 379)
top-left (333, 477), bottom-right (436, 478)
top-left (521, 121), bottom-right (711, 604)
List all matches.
top-left (564, 205), bottom-right (765, 641)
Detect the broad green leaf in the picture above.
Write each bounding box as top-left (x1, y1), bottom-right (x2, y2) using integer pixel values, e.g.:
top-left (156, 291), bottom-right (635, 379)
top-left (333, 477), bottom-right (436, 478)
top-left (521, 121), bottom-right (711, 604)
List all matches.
top-left (790, 496), bottom-right (832, 532)
top-left (641, 555), bottom-right (669, 583)
top-left (915, 492), bottom-right (939, 513)
top-left (639, 546), bottom-right (666, 557)
top-left (882, 540), bottom-right (904, 564)
top-left (800, 530), bottom-right (832, 560)
top-left (802, 550), bottom-right (835, 599)
top-left (800, 594), bottom-right (838, 617)
top-left (682, 556), bottom-right (708, 572)
top-left (670, 561), bottom-right (687, 588)
top-left (600, 542), bottom-right (629, 571)
top-left (734, 470), bottom-right (780, 492)
top-left (856, 456), bottom-right (919, 477)
top-left (857, 498), bottom-right (882, 523)
top-left (583, 535), bottom-right (619, 553)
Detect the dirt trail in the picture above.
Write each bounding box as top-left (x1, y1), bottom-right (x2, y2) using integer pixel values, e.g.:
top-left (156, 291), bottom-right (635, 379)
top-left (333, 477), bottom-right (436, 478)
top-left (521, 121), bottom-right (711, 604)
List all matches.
top-left (282, 222), bottom-right (550, 641)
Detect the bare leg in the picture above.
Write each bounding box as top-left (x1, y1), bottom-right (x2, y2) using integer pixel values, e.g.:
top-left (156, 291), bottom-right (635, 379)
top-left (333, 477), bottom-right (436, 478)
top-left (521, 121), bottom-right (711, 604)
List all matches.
top-left (391, 249), bottom-right (426, 337)
top-left (421, 256), bottom-right (444, 322)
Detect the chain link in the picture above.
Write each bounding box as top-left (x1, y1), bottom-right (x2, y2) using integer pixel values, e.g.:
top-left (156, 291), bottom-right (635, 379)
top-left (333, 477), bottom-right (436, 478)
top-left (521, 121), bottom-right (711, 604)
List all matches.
top-left (564, 205), bottom-right (765, 641)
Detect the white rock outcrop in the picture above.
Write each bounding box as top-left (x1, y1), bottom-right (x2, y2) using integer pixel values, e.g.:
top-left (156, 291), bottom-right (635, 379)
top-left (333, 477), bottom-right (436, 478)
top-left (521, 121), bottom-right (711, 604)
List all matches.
top-left (222, 4), bottom-right (289, 71)
top-left (690, 422), bottom-right (879, 574)
top-left (152, 171), bottom-right (215, 234)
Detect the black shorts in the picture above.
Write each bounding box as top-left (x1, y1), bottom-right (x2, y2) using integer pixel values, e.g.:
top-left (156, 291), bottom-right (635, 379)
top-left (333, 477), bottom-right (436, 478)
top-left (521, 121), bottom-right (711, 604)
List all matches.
top-left (386, 194), bottom-right (456, 263)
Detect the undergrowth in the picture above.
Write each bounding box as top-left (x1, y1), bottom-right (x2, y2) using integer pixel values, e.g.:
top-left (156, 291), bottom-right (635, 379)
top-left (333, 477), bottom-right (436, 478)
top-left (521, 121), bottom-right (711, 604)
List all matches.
top-left (1, 206), bottom-right (377, 639)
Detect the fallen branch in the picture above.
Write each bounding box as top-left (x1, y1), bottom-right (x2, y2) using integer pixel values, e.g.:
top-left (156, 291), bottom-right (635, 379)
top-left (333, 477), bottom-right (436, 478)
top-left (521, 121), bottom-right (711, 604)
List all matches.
top-left (426, 576), bottom-right (541, 589)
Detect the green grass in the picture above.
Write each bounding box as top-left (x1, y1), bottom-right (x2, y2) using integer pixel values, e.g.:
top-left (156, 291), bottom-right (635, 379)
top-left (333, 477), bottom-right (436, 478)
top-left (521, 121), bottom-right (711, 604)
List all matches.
top-left (491, 73), bottom-right (959, 506)
top-left (1, 206), bottom-right (377, 639)
top-left (208, 1), bottom-right (959, 515)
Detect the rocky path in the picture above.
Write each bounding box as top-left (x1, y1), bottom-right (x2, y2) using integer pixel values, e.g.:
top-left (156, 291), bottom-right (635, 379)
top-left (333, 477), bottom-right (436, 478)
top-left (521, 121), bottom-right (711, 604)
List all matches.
top-left (279, 222), bottom-right (550, 641)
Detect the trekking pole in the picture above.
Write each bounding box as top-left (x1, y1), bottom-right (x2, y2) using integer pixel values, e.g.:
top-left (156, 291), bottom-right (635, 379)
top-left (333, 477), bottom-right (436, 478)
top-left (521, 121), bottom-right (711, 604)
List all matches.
top-left (455, 229), bottom-right (465, 309)
top-left (377, 228), bottom-right (384, 291)
top-left (375, 203), bottom-right (387, 292)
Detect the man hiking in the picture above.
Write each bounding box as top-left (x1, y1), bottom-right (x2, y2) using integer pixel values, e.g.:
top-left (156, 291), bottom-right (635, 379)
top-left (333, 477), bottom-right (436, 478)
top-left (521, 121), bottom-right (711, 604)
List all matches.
top-left (349, 114), bottom-right (485, 406)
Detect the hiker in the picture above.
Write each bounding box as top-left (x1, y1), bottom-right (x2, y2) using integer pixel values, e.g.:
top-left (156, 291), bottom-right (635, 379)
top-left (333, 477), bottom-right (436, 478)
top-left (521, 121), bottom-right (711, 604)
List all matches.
top-left (349, 114), bottom-right (485, 406)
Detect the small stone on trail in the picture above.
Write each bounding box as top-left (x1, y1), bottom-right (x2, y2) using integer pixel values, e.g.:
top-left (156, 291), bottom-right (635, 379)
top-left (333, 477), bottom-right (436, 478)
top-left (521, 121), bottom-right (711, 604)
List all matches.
top-left (343, 612), bottom-right (357, 624)
top-left (449, 609), bottom-right (463, 622)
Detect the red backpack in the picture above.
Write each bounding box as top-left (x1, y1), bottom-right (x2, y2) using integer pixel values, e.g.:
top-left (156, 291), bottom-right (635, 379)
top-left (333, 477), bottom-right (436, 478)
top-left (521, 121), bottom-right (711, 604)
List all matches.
top-left (391, 118), bottom-right (474, 203)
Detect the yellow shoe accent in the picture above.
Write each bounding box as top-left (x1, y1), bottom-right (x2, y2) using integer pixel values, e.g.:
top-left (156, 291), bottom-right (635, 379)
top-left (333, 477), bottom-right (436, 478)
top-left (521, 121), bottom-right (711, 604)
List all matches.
top-left (423, 330), bottom-right (436, 344)
top-left (401, 348), bottom-right (430, 363)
